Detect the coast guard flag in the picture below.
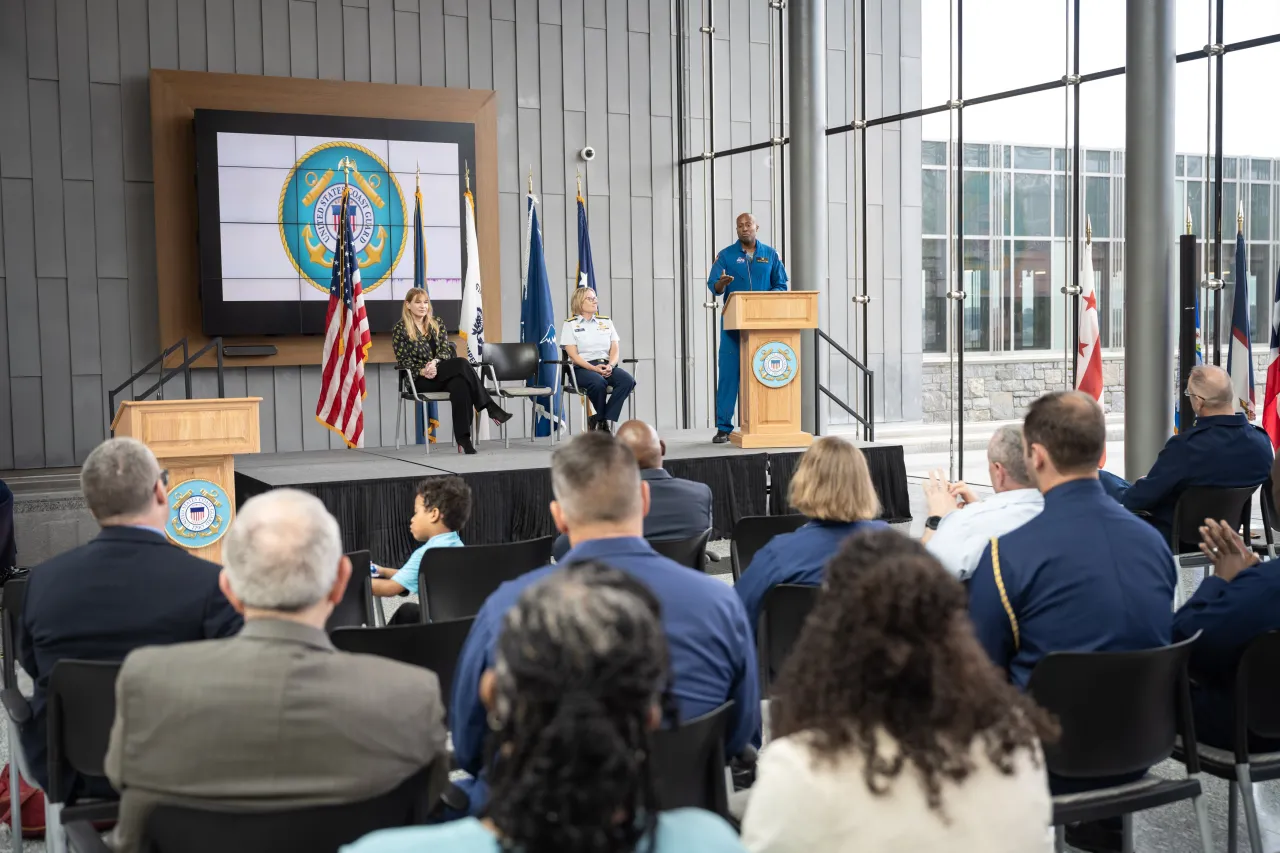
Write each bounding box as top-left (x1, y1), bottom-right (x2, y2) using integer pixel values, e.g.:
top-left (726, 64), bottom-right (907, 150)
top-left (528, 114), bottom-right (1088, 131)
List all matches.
top-left (412, 176), bottom-right (439, 444)
top-left (1262, 267), bottom-right (1280, 447)
top-left (575, 191), bottom-right (597, 291)
top-left (521, 192), bottom-right (563, 437)
top-left (460, 183), bottom-right (490, 440)
top-left (316, 186), bottom-right (371, 448)
top-left (1227, 224), bottom-right (1255, 417)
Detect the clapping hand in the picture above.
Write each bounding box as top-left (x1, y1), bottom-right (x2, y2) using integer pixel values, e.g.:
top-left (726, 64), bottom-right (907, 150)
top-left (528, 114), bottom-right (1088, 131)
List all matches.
top-left (923, 469), bottom-right (964, 519)
top-left (1198, 518), bottom-right (1259, 582)
top-left (949, 480), bottom-right (979, 507)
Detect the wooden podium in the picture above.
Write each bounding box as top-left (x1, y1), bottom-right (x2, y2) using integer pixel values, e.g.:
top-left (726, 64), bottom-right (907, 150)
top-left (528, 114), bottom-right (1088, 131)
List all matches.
top-left (723, 291), bottom-right (819, 449)
top-left (110, 398), bottom-right (262, 563)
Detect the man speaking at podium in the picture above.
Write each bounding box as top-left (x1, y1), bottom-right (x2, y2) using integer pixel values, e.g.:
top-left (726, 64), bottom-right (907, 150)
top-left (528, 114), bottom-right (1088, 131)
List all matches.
top-left (708, 212), bottom-right (790, 443)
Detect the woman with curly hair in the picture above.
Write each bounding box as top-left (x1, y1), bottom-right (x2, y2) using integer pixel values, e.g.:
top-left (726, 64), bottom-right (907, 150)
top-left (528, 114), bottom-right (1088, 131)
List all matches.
top-left (343, 561), bottom-right (745, 853)
top-left (741, 529), bottom-right (1058, 853)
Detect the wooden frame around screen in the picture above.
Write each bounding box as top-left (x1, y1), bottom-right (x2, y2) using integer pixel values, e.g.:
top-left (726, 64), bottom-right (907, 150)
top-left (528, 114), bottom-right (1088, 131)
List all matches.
top-left (150, 70), bottom-right (501, 367)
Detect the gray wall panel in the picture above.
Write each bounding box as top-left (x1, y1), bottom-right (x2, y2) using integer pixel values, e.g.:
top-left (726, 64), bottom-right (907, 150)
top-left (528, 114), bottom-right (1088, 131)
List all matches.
top-left (611, 277), bottom-right (633, 356)
top-left (561, 0), bottom-right (585, 112)
top-left (177, 0), bottom-right (208, 71)
top-left (124, 181), bottom-right (159, 370)
top-left (491, 0), bottom-right (514, 20)
top-left (498, 191), bottom-right (521, 342)
top-left (25, 0), bottom-right (59, 80)
top-left (584, 0), bottom-right (605, 28)
top-left (513, 0), bottom-right (537, 107)
top-left (418, 0), bottom-right (444, 85)
top-left (207, 0), bottom-right (237, 72)
top-left (11, 377), bottom-right (45, 468)
top-left (63, 181), bottom-right (102, 376)
top-left (630, 202), bottom-right (654, 360)
top-left (291, 0), bottom-right (321, 78)
top-left (538, 0), bottom-right (560, 25)
top-left (491, 19), bottom-right (518, 193)
top-left (0, 278), bottom-right (10, 467)
top-left (89, 84), bottom-right (128, 278)
top-left (3, 179), bottom-right (40, 377)
top-left (118, 0), bottom-right (153, 181)
top-left (221, 366), bottom-right (248, 398)
top-left (56, 0), bottom-right (95, 180)
top-left (589, 201), bottom-right (610, 306)
top-left (605, 0), bottom-right (627, 113)
top-left (87, 0), bottom-right (122, 83)
top-left (97, 278), bottom-right (132, 402)
top-left (246, 367), bottom-right (278, 453)
top-left (37, 278), bottom-right (74, 466)
top-left (540, 193), bottom-right (566, 290)
top-left (29, 81), bottom-right (68, 278)
top-left (627, 34), bottom-right (651, 197)
top-left (606, 114), bottom-right (631, 277)
top-left (148, 0), bottom-right (180, 70)
top-left (369, 0), bottom-right (396, 83)
top-left (465, 0), bottom-right (491, 89)
top-left (443, 14), bottom-right (467, 86)
top-left (538, 24), bottom-right (564, 191)
top-left (361, 363), bottom-right (381, 445)
top-left (343, 5), bottom-right (371, 81)
top-left (443, 0), bottom-right (465, 14)
top-left (516, 107), bottom-right (541, 205)
top-left (582, 28), bottom-right (609, 196)
top-left (628, 0), bottom-right (647, 32)
top-left (234, 0), bottom-right (265, 74)
top-left (651, 276), bottom-right (676, 427)
top-left (264, 0), bottom-right (293, 77)
top-left (0, 0), bottom-right (33, 180)
top-left (317, 0), bottom-right (346, 79)
top-left (393, 9), bottom-right (420, 83)
top-left (650, 116), bottom-right (674, 277)
top-left (648, 1), bottom-right (671, 116)
top-left (272, 366), bottom-right (304, 452)
top-left (377, 363), bottom-right (398, 447)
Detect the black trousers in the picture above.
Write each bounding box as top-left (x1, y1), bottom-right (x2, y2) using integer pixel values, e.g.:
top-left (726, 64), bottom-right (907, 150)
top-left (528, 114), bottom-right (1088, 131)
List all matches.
top-left (412, 358), bottom-right (495, 440)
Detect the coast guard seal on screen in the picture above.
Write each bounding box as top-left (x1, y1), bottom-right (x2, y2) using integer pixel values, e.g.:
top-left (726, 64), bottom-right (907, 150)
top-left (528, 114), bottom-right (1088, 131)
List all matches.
top-left (165, 479), bottom-right (229, 549)
top-left (279, 142), bottom-right (408, 293)
top-left (752, 341), bottom-right (798, 389)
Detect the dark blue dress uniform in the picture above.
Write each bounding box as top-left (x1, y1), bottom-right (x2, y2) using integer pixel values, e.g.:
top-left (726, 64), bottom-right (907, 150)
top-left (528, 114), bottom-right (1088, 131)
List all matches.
top-left (706, 241), bottom-right (788, 434)
top-left (1099, 413), bottom-right (1273, 542)
top-left (1173, 560), bottom-right (1280, 751)
top-left (450, 536), bottom-right (760, 814)
top-left (735, 519), bottom-right (887, 635)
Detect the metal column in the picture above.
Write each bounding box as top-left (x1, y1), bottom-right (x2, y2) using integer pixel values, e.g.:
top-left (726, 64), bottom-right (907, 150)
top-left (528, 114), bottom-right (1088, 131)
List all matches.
top-left (1124, 0), bottom-right (1176, 478)
top-left (788, 0), bottom-right (827, 435)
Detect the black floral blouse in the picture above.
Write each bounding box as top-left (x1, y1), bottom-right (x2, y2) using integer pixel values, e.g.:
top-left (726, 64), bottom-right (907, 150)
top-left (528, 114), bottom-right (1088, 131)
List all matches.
top-left (392, 317), bottom-right (456, 374)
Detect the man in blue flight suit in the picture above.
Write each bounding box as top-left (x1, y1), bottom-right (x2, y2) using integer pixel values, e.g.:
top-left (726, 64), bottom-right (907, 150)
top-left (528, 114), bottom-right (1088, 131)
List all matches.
top-left (1098, 364), bottom-right (1273, 544)
top-left (450, 431), bottom-right (760, 813)
top-left (968, 391), bottom-right (1175, 853)
top-left (707, 212), bottom-right (789, 443)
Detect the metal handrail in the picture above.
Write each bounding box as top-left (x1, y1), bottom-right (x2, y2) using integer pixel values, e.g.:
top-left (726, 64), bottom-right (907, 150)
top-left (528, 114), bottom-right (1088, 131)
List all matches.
top-left (814, 328), bottom-right (875, 442)
top-left (108, 337), bottom-right (225, 429)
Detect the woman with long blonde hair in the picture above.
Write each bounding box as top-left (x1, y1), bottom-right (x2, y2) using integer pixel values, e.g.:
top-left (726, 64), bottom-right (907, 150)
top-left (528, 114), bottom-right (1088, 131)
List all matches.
top-left (392, 288), bottom-right (510, 454)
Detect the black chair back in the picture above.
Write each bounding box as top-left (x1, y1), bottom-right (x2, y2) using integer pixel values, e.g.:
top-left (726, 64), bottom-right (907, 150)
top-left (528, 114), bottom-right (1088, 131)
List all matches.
top-left (330, 618), bottom-right (475, 700)
top-left (1027, 635), bottom-right (1199, 780)
top-left (730, 514), bottom-right (808, 582)
top-left (46, 659), bottom-right (121, 805)
top-left (650, 528), bottom-right (713, 571)
top-left (419, 536), bottom-right (554, 622)
top-left (1170, 486), bottom-right (1255, 554)
top-left (141, 762), bottom-right (440, 853)
top-left (2, 577), bottom-right (27, 690)
top-left (1237, 631), bottom-right (1280, 751)
top-left (326, 551), bottom-right (377, 632)
top-left (651, 701), bottom-right (732, 817)
top-left (485, 343), bottom-right (540, 383)
top-left (757, 584), bottom-right (819, 697)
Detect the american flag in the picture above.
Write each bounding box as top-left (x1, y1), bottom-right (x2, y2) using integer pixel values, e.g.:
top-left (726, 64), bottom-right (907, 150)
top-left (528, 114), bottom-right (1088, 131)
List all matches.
top-left (316, 186), bottom-right (371, 447)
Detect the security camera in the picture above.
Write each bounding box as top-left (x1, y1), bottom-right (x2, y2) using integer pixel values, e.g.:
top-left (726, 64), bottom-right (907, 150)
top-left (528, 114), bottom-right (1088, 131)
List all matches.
top-left (579, 146), bottom-right (596, 161)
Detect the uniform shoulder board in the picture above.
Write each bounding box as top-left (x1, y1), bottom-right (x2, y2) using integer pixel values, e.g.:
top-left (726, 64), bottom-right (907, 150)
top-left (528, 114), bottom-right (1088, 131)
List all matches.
top-left (595, 313), bottom-right (610, 320)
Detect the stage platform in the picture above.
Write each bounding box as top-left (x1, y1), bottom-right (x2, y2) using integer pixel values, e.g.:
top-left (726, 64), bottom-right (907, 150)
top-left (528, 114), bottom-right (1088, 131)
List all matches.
top-left (236, 430), bottom-right (910, 567)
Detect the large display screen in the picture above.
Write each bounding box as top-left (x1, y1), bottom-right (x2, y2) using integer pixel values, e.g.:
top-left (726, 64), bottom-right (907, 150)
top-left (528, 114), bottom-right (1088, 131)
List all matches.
top-left (193, 110), bottom-right (476, 336)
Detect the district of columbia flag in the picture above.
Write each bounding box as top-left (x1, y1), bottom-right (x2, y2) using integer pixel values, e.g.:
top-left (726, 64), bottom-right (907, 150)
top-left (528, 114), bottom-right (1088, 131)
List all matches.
top-left (411, 174), bottom-right (439, 444)
top-left (316, 185), bottom-right (371, 448)
top-left (1075, 242), bottom-right (1105, 466)
top-left (1227, 222), bottom-right (1256, 418)
top-left (460, 182), bottom-right (489, 440)
top-left (521, 190), bottom-right (563, 438)
top-left (1262, 266), bottom-right (1280, 447)
top-left (575, 187), bottom-right (597, 292)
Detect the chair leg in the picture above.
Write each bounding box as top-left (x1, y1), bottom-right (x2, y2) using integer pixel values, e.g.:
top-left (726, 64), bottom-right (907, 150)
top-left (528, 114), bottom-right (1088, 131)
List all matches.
top-left (1228, 778), bottom-right (1240, 853)
top-left (1053, 825), bottom-right (1066, 853)
top-left (1120, 812), bottom-right (1134, 853)
top-left (1238, 764), bottom-right (1265, 853)
top-left (46, 798), bottom-right (66, 853)
top-left (1190, 777), bottom-right (1215, 853)
top-left (7, 723), bottom-right (20, 841)
top-left (394, 399), bottom-right (404, 450)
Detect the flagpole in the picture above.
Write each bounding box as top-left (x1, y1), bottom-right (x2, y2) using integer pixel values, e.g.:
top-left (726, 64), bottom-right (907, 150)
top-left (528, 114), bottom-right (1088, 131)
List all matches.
top-left (336, 156), bottom-right (355, 356)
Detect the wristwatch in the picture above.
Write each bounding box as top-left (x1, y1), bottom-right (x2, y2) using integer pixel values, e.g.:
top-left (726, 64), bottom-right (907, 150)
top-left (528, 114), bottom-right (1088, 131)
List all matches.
top-left (925, 515), bottom-right (942, 531)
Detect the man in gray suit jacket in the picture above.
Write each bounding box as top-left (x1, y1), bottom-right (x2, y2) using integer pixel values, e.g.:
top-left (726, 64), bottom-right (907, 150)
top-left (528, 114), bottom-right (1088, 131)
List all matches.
top-left (553, 420), bottom-right (714, 561)
top-left (105, 489), bottom-right (448, 853)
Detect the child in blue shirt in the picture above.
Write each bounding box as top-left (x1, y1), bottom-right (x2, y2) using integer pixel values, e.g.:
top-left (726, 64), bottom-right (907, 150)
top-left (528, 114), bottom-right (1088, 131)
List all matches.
top-left (372, 476), bottom-right (470, 624)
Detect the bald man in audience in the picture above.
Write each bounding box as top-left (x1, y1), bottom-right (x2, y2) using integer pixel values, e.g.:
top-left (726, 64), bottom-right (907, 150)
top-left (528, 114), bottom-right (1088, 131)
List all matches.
top-left (1098, 364), bottom-right (1272, 543)
top-left (552, 420), bottom-right (713, 561)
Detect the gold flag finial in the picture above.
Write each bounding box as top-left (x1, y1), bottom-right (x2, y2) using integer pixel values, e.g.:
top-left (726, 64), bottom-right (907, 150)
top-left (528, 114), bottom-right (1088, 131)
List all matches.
top-left (337, 156), bottom-right (355, 182)
top-left (415, 161), bottom-right (420, 191)
top-left (464, 160), bottom-right (471, 192)
top-left (528, 166), bottom-right (533, 194)
top-left (576, 170), bottom-right (582, 199)
top-left (1185, 204), bottom-right (1193, 235)
top-left (1238, 200), bottom-right (1244, 233)
top-left (1085, 214), bottom-right (1092, 245)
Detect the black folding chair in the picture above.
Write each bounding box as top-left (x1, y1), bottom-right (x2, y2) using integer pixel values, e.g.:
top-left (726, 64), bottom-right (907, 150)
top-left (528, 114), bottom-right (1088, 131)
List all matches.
top-left (558, 348), bottom-right (639, 434)
top-left (1026, 635), bottom-right (1213, 853)
top-left (0, 576), bottom-right (34, 843)
top-left (481, 343), bottom-right (556, 448)
top-left (46, 660), bottom-right (121, 851)
top-left (330, 618), bottom-right (475, 702)
top-left (418, 536), bottom-right (554, 622)
top-left (649, 528), bottom-right (713, 572)
top-left (1176, 631), bottom-right (1280, 853)
top-left (757, 584), bottom-right (819, 698)
top-left (1169, 486), bottom-right (1255, 591)
top-left (651, 701), bottom-right (732, 819)
top-left (325, 551), bottom-right (382, 631)
top-left (138, 762), bottom-right (441, 853)
top-left (730, 514), bottom-right (807, 583)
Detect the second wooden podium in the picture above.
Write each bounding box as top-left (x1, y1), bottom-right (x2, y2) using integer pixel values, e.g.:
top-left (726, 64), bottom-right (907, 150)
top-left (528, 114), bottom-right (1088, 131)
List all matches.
top-left (723, 291), bottom-right (819, 449)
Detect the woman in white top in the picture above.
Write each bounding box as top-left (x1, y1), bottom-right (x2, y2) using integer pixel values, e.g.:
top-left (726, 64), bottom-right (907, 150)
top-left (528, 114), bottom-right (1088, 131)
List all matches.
top-left (741, 529), bottom-right (1058, 853)
top-left (561, 286), bottom-right (635, 432)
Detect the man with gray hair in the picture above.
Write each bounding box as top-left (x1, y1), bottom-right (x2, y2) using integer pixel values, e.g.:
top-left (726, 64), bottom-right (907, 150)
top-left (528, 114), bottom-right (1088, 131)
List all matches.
top-left (104, 488), bottom-right (448, 853)
top-left (920, 425), bottom-right (1045, 581)
top-left (1099, 363), bottom-right (1273, 543)
top-left (18, 437), bottom-right (240, 795)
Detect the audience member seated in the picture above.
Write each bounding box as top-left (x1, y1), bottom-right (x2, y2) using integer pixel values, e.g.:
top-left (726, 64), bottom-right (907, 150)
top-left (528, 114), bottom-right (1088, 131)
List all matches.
top-left (344, 562), bottom-right (747, 853)
top-left (968, 391), bottom-right (1174, 853)
top-left (921, 425), bottom-right (1044, 581)
top-left (371, 476), bottom-right (471, 624)
top-left (452, 432), bottom-right (759, 813)
top-left (1172, 518), bottom-right (1280, 752)
top-left (104, 489), bottom-right (449, 853)
top-left (741, 530), bottom-right (1056, 853)
top-left (1098, 364), bottom-right (1272, 542)
top-left (0, 477), bottom-right (15, 570)
top-left (17, 438), bottom-right (241, 796)
top-left (734, 436), bottom-right (885, 632)
top-left (552, 420), bottom-right (713, 561)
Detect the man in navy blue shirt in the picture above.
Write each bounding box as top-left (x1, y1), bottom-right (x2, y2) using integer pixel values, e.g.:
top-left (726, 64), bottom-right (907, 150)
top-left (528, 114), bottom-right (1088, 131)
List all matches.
top-left (706, 212), bottom-right (789, 443)
top-left (1099, 365), bottom-right (1272, 543)
top-left (450, 431), bottom-right (759, 812)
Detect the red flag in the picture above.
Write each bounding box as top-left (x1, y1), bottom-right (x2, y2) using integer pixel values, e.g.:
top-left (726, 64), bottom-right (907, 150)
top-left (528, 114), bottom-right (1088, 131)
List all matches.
top-left (1077, 247), bottom-right (1106, 466)
top-left (1263, 267), bottom-right (1280, 447)
top-left (316, 187), bottom-right (371, 448)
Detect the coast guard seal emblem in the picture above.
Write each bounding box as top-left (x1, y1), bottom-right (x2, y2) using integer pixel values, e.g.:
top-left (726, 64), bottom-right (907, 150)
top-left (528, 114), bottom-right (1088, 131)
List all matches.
top-left (165, 479), bottom-right (230, 549)
top-left (752, 341), bottom-right (798, 389)
top-left (279, 142), bottom-right (408, 293)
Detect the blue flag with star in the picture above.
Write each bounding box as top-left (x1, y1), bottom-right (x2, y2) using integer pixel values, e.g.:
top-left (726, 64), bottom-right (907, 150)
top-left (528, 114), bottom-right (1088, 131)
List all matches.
top-left (575, 191), bottom-right (597, 291)
top-left (521, 192), bottom-right (562, 437)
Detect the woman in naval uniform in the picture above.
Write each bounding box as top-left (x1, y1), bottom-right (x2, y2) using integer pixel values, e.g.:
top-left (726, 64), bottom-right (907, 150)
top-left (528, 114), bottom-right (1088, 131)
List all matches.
top-left (561, 287), bottom-right (636, 433)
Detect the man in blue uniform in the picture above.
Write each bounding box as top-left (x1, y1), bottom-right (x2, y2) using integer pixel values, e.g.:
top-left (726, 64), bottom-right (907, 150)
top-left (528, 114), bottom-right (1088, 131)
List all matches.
top-left (450, 431), bottom-right (760, 812)
top-left (1098, 364), bottom-right (1273, 543)
top-left (707, 212), bottom-right (789, 443)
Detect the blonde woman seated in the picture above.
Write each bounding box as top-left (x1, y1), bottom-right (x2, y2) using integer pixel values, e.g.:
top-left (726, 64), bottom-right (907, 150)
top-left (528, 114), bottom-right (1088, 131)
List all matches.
top-left (741, 530), bottom-right (1057, 853)
top-left (734, 436), bottom-right (886, 632)
top-left (561, 287), bottom-right (635, 432)
top-left (392, 288), bottom-right (510, 454)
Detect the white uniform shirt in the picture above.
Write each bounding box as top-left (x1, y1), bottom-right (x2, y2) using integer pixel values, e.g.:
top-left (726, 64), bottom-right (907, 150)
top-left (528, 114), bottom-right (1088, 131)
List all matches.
top-left (560, 314), bottom-right (620, 363)
top-left (924, 488), bottom-right (1045, 581)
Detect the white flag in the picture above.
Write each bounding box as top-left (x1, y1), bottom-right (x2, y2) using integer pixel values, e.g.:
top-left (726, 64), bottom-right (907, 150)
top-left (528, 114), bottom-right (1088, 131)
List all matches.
top-left (460, 189), bottom-right (485, 364)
